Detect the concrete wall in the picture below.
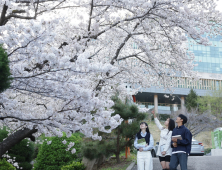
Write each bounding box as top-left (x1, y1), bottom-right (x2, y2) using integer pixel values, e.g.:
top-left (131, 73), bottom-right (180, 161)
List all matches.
top-left (211, 149), bottom-right (222, 156)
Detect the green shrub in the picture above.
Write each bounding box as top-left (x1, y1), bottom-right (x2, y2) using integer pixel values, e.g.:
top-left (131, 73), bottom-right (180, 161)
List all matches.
top-left (81, 139), bottom-right (112, 160)
top-left (33, 133), bottom-right (83, 170)
top-left (61, 162), bottom-right (85, 170)
top-left (0, 127), bottom-right (34, 170)
top-left (33, 143), bottom-right (41, 160)
top-left (0, 126), bottom-right (8, 140)
top-left (0, 45), bottom-right (12, 93)
top-left (0, 158), bottom-right (16, 170)
top-left (8, 139), bottom-right (34, 170)
top-left (204, 148), bottom-right (212, 155)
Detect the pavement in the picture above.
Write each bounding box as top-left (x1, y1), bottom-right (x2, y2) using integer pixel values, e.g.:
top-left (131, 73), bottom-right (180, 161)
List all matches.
top-left (130, 156), bottom-right (222, 170)
top-left (131, 157), bottom-right (162, 170)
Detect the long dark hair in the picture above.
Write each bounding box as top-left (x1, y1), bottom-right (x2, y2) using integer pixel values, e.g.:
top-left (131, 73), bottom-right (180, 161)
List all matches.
top-left (139, 122), bottom-right (150, 134)
top-left (168, 118), bottom-right (175, 134)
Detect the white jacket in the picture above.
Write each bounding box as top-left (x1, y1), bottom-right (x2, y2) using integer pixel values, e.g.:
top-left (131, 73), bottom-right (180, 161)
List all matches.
top-left (154, 117), bottom-right (172, 157)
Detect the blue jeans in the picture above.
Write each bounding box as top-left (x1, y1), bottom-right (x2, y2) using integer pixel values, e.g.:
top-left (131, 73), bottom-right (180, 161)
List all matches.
top-left (170, 153), bottom-right (188, 170)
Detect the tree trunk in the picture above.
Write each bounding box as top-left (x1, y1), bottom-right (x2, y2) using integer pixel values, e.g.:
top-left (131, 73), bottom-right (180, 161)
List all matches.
top-left (0, 127), bottom-right (37, 157)
top-left (116, 128), bottom-right (120, 163)
top-left (0, 4), bottom-right (8, 26)
top-left (116, 152), bottom-right (120, 164)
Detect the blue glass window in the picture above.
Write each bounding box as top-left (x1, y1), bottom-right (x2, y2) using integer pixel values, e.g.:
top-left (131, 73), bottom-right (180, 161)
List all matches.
top-left (189, 36), bottom-right (222, 74)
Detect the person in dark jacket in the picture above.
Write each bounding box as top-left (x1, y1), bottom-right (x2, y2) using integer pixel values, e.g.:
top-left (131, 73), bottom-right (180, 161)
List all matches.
top-left (170, 114), bottom-right (192, 170)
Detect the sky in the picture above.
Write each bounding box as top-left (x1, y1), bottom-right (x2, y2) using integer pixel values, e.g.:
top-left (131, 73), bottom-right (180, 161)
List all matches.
top-left (216, 1), bottom-right (222, 11)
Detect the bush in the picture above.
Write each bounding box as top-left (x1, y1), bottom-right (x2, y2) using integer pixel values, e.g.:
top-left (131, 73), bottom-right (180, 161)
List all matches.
top-left (0, 158), bottom-right (16, 170)
top-left (81, 139), bottom-right (113, 160)
top-left (61, 162), bottom-right (85, 170)
top-left (33, 143), bottom-right (41, 160)
top-left (0, 126), bottom-right (8, 140)
top-left (0, 127), bottom-right (34, 170)
top-left (0, 45), bottom-right (12, 93)
top-left (8, 139), bottom-right (34, 170)
top-left (204, 148), bottom-right (212, 155)
top-left (33, 133), bottom-right (83, 170)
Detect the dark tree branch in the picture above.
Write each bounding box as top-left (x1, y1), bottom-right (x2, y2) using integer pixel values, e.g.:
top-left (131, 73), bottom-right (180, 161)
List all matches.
top-left (12, 10), bottom-right (26, 14)
top-left (106, 71), bottom-right (123, 80)
top-left (0, 102), bottom-right (5, 109)
top-left (91, 6), bottom-right (109, 19)
top-left (5, 14), bottom-right (36, 22)
top-left (0, 127), bottom-right (38, 157)
top-left (117, 52), bottom-right (144, 61)
top-left (110, 34), bottom-right (132, 65)
top-left (88, 0), bottom-right (94, 32)
top-left (2, 0), bottom-right (78, 26)
top-left (15, 0), bottom-right (56, 3)
top-left (93, 4), bottom-right (135, 14)
top-left (83, 2), bottom-right (157, 40)
top-left (58, 42), bottom-right (68, 49)
top-left (36, 0), bottom-right (68, 15)
top-left (36, 103), bottom-right (47, 109)
top-left (0, 4), bottom-right (8, 26)
top-left (8, 36), bottom-right (40, 57)
top-left (0, 115), bottom-right (52, 122)
top-left (88, 47), bottom-right (104, 59)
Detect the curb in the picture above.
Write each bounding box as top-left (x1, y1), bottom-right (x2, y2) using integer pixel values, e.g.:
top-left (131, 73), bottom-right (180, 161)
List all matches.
top-left (126, 161), bottom-right (136, 170)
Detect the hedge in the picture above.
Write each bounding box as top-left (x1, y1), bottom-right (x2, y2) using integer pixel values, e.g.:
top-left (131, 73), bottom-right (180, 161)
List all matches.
top-left (33, 133), bottom-right (83, 170)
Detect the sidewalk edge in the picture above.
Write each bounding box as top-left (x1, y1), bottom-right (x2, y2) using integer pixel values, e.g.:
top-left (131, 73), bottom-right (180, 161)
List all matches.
top-left (126, 161), bottom-right (136, 170)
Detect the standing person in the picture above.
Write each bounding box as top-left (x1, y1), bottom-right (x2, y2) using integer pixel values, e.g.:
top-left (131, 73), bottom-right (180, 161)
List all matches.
top-left (151, 110), bottom-right (175, 170)
top-left (170, 114), bottom-right (192, 170)
top-left (134, 122), bottom-right (154, 170)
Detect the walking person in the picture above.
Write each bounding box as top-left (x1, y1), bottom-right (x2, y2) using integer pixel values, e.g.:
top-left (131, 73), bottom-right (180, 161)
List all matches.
top-left (151, 110), bottom-right (175, 170)
top-left (170, 114), bottom-right (192, 170)
top-left (134, 122), bottom-right (154, 170)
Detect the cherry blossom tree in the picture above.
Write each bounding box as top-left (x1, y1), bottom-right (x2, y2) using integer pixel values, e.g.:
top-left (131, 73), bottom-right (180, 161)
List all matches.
top-left (0, 0), bottom-right (222, 157)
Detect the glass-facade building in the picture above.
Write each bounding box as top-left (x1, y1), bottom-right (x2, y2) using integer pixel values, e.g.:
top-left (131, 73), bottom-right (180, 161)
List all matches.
top-left (135, 35), bottom-right (222, 114)
top-left (191, 36), bottom-right (222, 74)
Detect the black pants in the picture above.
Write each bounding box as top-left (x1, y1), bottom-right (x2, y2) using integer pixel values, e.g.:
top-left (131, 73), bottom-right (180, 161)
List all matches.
top-left (159, 155), bottom-right (171, 162)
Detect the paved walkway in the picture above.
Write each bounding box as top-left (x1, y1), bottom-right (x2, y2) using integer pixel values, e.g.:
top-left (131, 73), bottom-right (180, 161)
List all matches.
top-left (131, 158), bottom-right (163, 170)
top-left (132, 156), bottom-right (222, 170)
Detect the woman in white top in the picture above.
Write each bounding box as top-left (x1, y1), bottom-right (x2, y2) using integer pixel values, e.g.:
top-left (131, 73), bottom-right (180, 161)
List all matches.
top-left (151, 110), bottom-right (175, 170)
top-left (134, 122), bottom-right (154, 170)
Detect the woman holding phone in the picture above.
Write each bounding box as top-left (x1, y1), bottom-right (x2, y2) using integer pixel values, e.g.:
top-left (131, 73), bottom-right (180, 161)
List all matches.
top-left (134, 122), bottom-right (154, 170)
top-left (151, 110), bottom-right (175, 170)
